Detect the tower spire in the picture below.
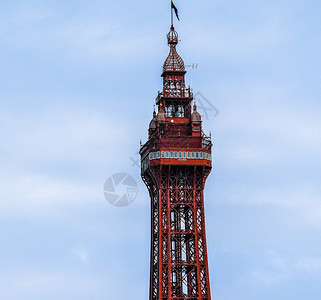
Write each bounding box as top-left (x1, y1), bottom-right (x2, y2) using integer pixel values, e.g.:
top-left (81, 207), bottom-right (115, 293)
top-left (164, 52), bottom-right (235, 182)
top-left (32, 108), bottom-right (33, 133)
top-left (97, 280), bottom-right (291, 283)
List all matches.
top-left (163, 26), bottom-right (185, 75)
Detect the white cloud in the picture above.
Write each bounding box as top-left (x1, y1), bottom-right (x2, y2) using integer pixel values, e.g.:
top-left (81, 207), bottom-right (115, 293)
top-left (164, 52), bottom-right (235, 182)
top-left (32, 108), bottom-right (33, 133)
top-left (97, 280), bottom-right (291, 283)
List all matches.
top-left (0, 269), bottom-right (112, 300)
top-left (0, 172), bottom-right (100, 219)
top-left (211, 79), bottom-right (321, 169)
top-left (0, 5), bottom-right (162, 64)
top-left (0, 99), bottom-right (140, 218)
top-left (240, 251), bottom-right (321, 287)
top-left (0, 97), bottom-right (133, 164)
top-left (73, 248), bottom-right (89, 264)
top-left (211, 182), bottom-right (321, 229)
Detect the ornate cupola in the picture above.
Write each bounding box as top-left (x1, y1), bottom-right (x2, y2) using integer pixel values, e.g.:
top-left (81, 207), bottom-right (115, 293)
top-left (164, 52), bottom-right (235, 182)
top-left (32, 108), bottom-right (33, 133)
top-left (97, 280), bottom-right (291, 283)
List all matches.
top-left (163, 26), bottom-right (185, 74)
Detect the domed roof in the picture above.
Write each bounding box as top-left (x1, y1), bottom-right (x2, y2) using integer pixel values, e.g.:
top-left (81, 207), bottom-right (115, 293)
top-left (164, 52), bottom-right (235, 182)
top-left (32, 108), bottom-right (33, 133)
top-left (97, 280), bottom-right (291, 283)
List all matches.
top-left (191, 103), bottom-right (201, 122)
top-left (163, 48), bottom-right (185, 73)
top-left (149, 112), bottom-right (157, 130)
top-left (163, 26), bottom-right (185, 73)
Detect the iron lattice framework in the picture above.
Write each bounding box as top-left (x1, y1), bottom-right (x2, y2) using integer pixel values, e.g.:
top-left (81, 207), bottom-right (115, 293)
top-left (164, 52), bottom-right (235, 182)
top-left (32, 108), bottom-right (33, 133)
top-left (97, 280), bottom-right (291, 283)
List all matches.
top-left (140, 26), bottom-right (212, 300)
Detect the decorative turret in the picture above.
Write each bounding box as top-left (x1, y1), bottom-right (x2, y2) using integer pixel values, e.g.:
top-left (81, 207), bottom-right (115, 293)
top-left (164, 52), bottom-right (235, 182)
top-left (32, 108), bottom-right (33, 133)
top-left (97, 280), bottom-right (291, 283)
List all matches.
top-left (156, 103), bottom-right (166, 123)
top-left (191, 103), bottom-right (202, 137)
top-left (148, 109), bottom-right (157, 138)
top-left (191, 103), bottom-right (202, 122)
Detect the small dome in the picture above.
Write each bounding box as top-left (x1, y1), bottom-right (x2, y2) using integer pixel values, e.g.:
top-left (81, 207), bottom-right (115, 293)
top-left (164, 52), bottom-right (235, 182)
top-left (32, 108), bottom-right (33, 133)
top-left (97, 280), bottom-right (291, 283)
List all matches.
top-left (163, 48), bottom-right (185, 73)
top-left (167, 26), bottom-right (178, 45)
top-left (149, 118), bottom-right (156, 130)
top-left (149, 110), bottom-right (157, 129)
top-left (191, 103), bottom-right (201, 122)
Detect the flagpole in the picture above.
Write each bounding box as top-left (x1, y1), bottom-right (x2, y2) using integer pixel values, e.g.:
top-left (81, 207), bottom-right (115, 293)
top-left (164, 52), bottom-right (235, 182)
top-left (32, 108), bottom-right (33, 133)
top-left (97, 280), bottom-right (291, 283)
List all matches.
top-left (171, 1), bottom-right (173, 27)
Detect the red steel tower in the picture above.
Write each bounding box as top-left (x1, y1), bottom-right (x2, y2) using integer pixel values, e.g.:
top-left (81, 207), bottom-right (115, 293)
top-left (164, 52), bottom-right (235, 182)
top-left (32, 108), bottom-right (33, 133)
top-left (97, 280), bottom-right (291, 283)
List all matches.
top-left (140, 25), bottom-right (212, 300)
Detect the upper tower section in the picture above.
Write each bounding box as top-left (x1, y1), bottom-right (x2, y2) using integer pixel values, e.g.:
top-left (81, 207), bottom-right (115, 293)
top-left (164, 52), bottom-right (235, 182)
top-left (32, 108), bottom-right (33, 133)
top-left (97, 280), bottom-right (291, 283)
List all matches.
top-left (156, 26), bottom-right (193, 119)
top-left (140, 12), bottom-right (212, 172)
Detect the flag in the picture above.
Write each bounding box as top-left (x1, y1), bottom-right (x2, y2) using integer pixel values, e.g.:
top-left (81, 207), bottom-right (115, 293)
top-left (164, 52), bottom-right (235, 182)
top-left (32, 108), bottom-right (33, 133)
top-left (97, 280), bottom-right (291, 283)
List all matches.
top-left (171, 0), bottom-right (180, 21)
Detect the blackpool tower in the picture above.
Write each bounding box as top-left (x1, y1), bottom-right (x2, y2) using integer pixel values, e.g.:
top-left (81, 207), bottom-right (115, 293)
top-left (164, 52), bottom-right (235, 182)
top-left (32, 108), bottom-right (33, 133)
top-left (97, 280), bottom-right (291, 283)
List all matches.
top-left (140, 16), bottom-right (213, 300)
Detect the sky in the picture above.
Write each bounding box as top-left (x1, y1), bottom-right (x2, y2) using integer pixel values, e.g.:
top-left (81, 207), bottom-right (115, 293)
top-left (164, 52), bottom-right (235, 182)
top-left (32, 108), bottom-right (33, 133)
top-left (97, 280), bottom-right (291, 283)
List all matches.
top-left (0, 0), bottom-right (321, 299)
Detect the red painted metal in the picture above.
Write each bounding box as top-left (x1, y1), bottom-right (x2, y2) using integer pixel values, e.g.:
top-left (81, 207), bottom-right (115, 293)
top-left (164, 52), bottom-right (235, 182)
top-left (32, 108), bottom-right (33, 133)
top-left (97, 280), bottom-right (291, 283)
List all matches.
top-left (140, 25), bottom-right (212, 300)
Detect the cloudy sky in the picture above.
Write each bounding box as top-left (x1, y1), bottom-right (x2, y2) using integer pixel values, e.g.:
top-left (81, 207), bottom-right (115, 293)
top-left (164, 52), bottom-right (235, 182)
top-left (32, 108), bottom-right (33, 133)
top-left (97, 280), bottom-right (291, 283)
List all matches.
top-left (1, 0), bottom-right (320, 299)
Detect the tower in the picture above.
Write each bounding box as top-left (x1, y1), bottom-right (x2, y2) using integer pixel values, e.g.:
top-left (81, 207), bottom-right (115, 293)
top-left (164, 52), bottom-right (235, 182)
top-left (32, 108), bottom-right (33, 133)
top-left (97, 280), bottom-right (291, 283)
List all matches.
top-left (140, 25), bottom-right (212, 300)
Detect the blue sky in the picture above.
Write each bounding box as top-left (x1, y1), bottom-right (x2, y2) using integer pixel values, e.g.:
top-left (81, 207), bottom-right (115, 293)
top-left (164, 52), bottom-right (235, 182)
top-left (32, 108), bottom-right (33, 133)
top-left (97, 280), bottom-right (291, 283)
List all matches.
top-left (1, 0), bottom-right (321, 299)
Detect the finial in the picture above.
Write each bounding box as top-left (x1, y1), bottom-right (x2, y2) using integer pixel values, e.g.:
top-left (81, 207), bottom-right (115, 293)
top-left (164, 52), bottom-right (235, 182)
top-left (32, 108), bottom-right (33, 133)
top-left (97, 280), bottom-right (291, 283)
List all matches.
top-left (193, 102), bottom-right (197, 112)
